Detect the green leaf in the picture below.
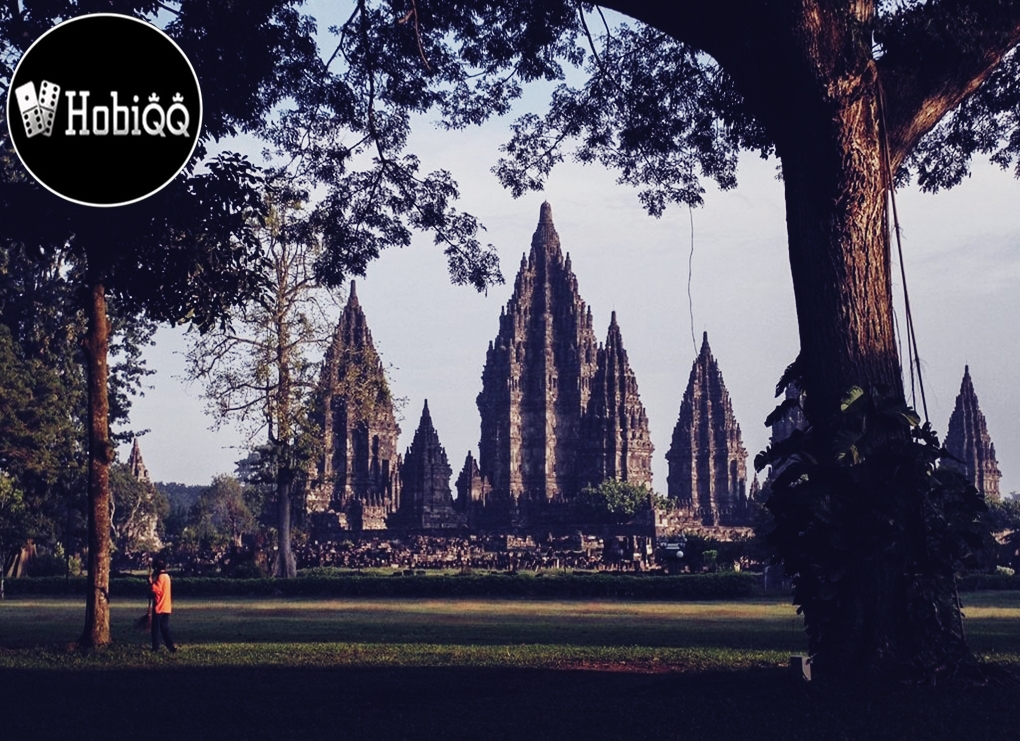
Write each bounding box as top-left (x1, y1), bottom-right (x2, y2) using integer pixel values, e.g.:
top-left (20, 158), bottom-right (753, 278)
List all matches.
top-left (839, 386), bottom-right (864, 412)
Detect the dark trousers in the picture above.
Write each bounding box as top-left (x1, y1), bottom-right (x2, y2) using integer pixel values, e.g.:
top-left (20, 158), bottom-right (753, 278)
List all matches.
top-left (151, 612), bottom-right (176, 651)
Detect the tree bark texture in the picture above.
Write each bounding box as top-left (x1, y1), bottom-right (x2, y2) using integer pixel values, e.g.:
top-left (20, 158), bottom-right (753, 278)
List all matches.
top-left (79, 281), bottom-right (113, 648)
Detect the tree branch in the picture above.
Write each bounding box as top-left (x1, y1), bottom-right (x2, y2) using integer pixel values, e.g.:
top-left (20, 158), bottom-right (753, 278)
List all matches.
top-left (877, 0), bottom-right (1020, 169)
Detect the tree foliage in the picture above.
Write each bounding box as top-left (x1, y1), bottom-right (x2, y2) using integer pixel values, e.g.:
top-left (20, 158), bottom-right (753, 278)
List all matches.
top-left (756, 385), bottom-right (988, 678)
top-left (186, 182), bottom-right (329, 577)
top-left (573, 479), bottom-right (654, 524)
top-left (183, 475), bottom-right (256, 551)
top-left (0, 0), bottom-right (320, 647)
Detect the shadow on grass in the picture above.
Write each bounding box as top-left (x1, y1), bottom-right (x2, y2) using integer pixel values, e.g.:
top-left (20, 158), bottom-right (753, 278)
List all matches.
top-left (2, 662), bottom-right (1018, 740)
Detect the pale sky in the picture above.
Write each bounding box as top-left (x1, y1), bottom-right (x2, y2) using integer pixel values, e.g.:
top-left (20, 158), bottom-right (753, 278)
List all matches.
top-left (118, 5), bottom-right (1020, 497)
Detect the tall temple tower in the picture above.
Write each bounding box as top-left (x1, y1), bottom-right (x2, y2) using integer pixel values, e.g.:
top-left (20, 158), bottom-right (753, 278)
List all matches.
top-left (313, 282), bottom-right (401, 529)
top-left (579, 312), bottom-right (654, 488)
top-left (944, 366), bottom-right (1001, 501)
top-left (395, 400), bottom-right (462, 529)
top-left (666, 332), bottom-right (749, 526)
top-left (127, 437), bottom-right (150, 483)
top-left (476, 202), bottom-right (601, 504)
top-left (119, 438), bottom-right (162, 551)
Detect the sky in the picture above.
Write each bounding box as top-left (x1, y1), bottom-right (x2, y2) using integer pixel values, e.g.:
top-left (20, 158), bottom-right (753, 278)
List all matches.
top-left (117, 6), bottom-right (1020, 497)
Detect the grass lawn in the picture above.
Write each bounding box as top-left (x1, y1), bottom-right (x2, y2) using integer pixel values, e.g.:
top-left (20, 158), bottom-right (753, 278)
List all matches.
top-left (1, 592), bottom-right (1018, 739)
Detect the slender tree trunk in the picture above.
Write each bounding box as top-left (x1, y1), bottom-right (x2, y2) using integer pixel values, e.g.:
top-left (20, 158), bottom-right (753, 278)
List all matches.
top-left (273, 299), bottom-right (297, 578)
top-left (275, 475), bottom-right (296, 577)
top-left (79, 281), bottom-right (113, 648)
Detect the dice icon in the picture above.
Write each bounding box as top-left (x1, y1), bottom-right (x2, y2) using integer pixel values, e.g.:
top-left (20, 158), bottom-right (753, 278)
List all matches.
top-left (37, 80), bottom-right (61, 136)
top-left (14, 82), bottom-right (46, 138)
top-left (13, 80), bottom-right (60, 138)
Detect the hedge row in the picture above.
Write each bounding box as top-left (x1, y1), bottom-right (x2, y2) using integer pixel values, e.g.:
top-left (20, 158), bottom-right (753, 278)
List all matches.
top-left (11, 571), bottom-right (1020, 599)
top-left (4, 572), bottom-right (760, 601)
top-left (957, 573), bottom-right (1020, 592)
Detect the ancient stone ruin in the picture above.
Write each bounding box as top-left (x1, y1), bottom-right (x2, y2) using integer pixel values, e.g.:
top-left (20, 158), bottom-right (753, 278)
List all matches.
top-left (665, 333), bottom-right (751, 526)
top-left (392, 400), bottom-right (463, 529)
top-left (119, 438), bottom-right (163, 552)
top-left (943, 365), bottom-right (1001, 501)
top-left (467, 201), bottom-right (654, 526)
top-left (310, 281), bottom-right (402, 530)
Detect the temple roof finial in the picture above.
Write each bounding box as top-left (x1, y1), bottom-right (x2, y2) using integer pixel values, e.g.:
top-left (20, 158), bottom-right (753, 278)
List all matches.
top-left (539, 201), bottom-right (553, 224)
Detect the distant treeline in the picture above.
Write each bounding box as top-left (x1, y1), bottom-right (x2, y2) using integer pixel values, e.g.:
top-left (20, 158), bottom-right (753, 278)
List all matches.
top-left (155, 482), bottom-right (206, 511)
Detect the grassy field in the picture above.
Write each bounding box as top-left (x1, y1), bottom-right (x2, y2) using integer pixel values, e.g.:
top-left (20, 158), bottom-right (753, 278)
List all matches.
top-left (1, 592), bottom-right (1019, 739)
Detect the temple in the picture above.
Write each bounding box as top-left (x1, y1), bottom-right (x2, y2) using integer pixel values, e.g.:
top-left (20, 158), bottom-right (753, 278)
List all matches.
top-left (467, 202), bottom-right (654, 526)
top-left (309, 204), bottom-right (756, 535)
top-left (310, 281), bottom-right (402, 529)
top-left (943, 365), bottom-right (1001, 501)
top-left (392, 400), bottom-right (463, 529)
top-left (665, 333), bottom-right (751, 526)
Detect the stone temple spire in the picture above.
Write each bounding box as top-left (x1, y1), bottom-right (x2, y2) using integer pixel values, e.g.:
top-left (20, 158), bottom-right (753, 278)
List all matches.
top-left (666, 332), bottom-right (749, 526)
top-left (396, 400), bottom-right (461, 529)
top-left (580, 311), bottom-right (654, 488)
top-left (312, 280), bottom-right (401, 528)
top-left (476, 201), bottom-right (599, 503)
top-left (127, 437), bottom-right (150, 483)
top-left (944, 366), bottom-right (1001, 501)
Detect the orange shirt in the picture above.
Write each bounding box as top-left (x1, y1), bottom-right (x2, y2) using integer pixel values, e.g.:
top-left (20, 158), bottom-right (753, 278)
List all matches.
top-left (150, 572), bottom-right (172, 614)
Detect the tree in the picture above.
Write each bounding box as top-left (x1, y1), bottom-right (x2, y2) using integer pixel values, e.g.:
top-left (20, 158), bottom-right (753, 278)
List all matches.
top-left (0, 473), bottom-right (29, 598)
top-left (573, 479), bottom-right (655, 524)
top-left (274, 1), bottom-right (1020, 678)
top-left (183, 474), bottom-right (255, 551)
top-left (186, 184), bottom-right (330, 577)
top-left (0, 0), bottom-right (320, 647)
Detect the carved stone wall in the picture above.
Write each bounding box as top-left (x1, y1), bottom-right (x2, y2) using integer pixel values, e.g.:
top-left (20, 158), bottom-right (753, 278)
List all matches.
top-left (944, 365), bottom-right (1001, 501)
top-left (666, 332), bottom-right (749, 526)
top-left (313, 281), bottom-right (401, 529)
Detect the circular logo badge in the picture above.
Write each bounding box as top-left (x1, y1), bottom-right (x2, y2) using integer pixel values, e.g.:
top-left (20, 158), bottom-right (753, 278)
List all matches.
top-left (6, 14), bottom-right (202, 207)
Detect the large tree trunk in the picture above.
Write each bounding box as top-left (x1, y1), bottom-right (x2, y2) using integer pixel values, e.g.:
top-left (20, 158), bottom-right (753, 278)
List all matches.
top-left (778, 72), bottom-right (903, 420)
top-left (79, 281), bottom-right (113, 648)
top-left (776, 53), bottom-right (910, 677)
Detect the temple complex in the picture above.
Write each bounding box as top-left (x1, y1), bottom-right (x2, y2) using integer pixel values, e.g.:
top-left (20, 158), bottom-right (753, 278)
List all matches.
top-left (665, 333), bottom-right (751, 526)
top-left (310, 282), bottom-right (402, 529)
top-left (944, 365), bottom-right (1001, 501)
top-left (120, 438), bottom-right (162, 551)
top-left (307, 205), bottom-right (723, 534)
top-left (127, 437), bottom-right (151, 482)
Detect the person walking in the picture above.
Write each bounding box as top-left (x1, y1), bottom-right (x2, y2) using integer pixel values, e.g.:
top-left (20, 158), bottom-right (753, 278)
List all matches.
top-left (149, 557), bottom-right (177, 653)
